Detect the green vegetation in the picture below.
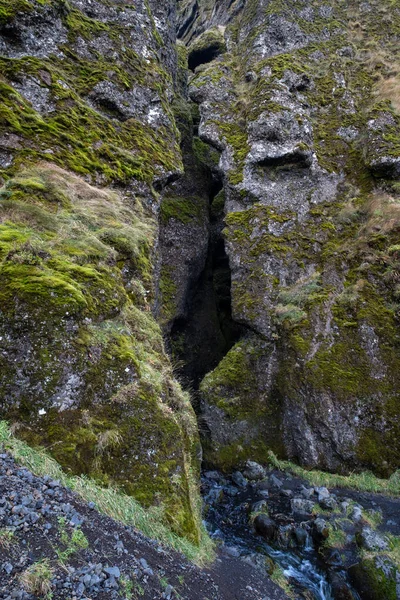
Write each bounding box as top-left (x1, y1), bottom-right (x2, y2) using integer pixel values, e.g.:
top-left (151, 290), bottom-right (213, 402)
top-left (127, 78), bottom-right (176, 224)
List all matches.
top-left (20, 559), bottom-right (54, 599)
top-left (323, 525), bottom-right (347, 549)
top-left (270, 565), bottom-right (295, 599)
top-left (160, 196), bottom-right (205, 225)
top-left (55, 517), bottom-right (89, 563)
top-left (0, 421), bottom-right (214, 564)
top-left (268, 451), bottom-right (400, 496)
top-left (188, 28), bottom-right (227, 66)
top-left (0, 163), bottom-right (204, 543)
top-left (0, 528), bottom-right (15, 549)
top-left (200, 338), bottom-right (284, 470)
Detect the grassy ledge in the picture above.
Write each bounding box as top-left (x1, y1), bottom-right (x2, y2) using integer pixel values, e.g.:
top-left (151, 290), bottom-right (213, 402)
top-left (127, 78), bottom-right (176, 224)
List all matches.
top-left (268, 451), bottom-right (400, 496)
top-left (0, 422), bottom-right (214, 565)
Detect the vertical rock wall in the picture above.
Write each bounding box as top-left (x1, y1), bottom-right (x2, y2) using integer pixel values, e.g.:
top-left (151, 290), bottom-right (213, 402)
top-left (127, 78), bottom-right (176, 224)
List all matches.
top-left (0, 0), bottom-right (203, 542)
top-left (179, 0), bottom-right (400, 475)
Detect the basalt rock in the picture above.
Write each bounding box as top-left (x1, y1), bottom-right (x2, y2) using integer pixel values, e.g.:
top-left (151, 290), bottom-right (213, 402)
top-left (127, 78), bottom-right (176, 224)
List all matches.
top-left (0, 0), bottom-right (201, 543)
top-left (187, 0), bottom-right (400, 476)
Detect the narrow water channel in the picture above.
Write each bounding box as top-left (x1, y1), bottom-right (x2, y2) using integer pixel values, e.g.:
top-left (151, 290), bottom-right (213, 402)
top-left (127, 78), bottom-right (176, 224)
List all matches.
top-left (202, 472), bottom-right (361, 600)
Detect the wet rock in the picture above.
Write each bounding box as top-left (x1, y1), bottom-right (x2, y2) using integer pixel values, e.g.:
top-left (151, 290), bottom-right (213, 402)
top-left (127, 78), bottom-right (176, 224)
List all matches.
top-left (293, 527), bottom-right (308, 548)
top-left (253, 514), bottom-right (278, 542)
top-left (356, 527), bottom-right (388, 551)
top-left (328, 572), bottom-right (356, 600)
top-left (243, 460), bottom-right (266, 481)
top-left (232, 471), bottom-right (248, 488)
top-left (323, 548), bottom-right (343, 568)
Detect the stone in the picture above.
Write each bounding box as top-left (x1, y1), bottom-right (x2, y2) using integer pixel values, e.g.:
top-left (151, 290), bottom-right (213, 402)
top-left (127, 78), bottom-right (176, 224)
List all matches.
top-left (357, 528), bottom-right (388, 551)
top-left (291, 498), bottom-right (315, 515)
top-left (314, 518), bottom-right (329, 539)
top-left (319, 497), bottom-right (337, 511)
top-left (316, 487), bottom-right (330, 502)
top-left (252, 500), bottom-right (268, 513)
top-left (269, 475), bottom-right (283, 489)
top-left (293, 527), bottom-right (308, 548)
top-left (104, 566), bottom-right (121, 579)
top-left (243, 460), bottom-right (266, 481)
top-left (253, 514), bottom-right (278, 542)
top-left (232, 472), bottom-right (248, 488)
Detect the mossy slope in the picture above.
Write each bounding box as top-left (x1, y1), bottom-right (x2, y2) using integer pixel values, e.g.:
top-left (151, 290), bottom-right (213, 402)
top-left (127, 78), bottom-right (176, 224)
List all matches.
top-left (0, 0), bottom-right (202, 543)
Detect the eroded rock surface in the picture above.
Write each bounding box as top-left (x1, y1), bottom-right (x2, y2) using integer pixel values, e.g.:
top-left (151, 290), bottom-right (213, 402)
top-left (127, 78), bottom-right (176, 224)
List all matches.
top-left (177, 0), bottom-right (400, 476)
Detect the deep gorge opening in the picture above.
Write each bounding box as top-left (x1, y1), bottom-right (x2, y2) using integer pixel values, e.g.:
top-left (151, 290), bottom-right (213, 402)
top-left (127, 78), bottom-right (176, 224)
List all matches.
top-left (168, 174), bottom-right (242, 392)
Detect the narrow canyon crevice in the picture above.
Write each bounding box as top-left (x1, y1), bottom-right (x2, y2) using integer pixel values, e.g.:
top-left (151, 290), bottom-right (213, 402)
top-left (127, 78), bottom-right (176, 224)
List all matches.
top-left (167, 173), bottom-right (243, 392)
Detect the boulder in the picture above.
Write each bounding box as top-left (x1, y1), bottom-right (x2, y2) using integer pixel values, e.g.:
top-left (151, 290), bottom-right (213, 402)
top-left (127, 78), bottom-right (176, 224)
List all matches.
top-left (253, 514), bottom-right (278, 543)
top-left (243, 460), bottom-right (266, 481)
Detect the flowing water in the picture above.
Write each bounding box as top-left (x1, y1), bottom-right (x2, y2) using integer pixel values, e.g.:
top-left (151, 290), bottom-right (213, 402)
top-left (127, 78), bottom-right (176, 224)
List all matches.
top-left (203, 475), bottom-right (360, 600)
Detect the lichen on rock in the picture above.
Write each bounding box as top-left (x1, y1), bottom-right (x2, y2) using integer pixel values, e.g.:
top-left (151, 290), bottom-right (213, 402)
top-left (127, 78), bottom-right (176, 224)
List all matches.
top-left (0, 0), bottom-right (203, 543)
top-left (183, 0), bottom-right (400, 475)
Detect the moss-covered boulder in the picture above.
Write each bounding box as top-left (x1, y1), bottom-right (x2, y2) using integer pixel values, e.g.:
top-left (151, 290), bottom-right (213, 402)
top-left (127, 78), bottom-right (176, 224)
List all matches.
top-left (200, 334), bottom-right (284, 470)
top-left (349, 556), bottom-right (398, 600)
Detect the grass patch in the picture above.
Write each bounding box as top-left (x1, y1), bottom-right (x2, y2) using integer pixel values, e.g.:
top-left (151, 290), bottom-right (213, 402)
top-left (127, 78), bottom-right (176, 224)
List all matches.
top-left (268, 451), bottom-right (400, 496)
top-left (20, 559), bottom-right (54, 599)
top-left (0, 528), bottom-right (15, 549)
top-left (56, 517), bottom-right (89, 563)
top-left (0, 422), bottom-right (214, 565)
top-left (270, 565), bottom-right (295, 598)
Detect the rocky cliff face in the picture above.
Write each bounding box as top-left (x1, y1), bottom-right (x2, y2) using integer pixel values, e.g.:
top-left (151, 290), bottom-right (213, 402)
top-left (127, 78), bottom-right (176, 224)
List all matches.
top-left (0, 0), bottom-right (202, 542)
top-left (166, 0), bottom-right (400, 477)
top-left (1, 0), bottom-right (400, 552)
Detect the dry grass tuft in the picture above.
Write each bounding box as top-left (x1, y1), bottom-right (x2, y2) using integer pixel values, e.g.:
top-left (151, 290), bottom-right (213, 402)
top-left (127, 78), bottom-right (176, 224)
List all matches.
top-left (20, 560), bottom-right (54, 597)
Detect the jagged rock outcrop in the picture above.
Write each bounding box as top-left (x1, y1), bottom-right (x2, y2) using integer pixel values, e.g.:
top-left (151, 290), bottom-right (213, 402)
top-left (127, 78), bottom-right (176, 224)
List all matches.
top-left (180, 0), bottom-right (400, 475)
top-left (1, 0), bottom-right (400, 552)
top-left (0, 0), bottom-right (202, 542)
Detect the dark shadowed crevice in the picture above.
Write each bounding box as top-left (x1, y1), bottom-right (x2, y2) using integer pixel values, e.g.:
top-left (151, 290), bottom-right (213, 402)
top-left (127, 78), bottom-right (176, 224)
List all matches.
top-left (188, 44), bottom-right (224, 71)
top-left (256, 150), bottom-right (313, 169)
top-left (167, 174), bottom-right (242, 391)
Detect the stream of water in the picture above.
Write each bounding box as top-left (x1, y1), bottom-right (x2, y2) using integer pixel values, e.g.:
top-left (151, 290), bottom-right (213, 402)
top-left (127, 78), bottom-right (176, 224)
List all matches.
top-left (203, 475), bottom-right (361, 600)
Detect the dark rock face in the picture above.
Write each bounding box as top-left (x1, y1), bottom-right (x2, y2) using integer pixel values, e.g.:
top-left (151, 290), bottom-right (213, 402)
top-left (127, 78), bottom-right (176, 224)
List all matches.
top-left (176, 0), bottom-right (400, 475)
top-left (0, 0), bottom-right (202, 542)
top-left (1, 0), bottom-right (400, 553)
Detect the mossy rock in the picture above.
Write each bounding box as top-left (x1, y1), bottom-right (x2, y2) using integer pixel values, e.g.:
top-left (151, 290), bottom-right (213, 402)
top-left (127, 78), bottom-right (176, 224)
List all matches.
top-left (200, 335), bottom-right (284, 471)
top-left (348, 556), bottom-right (398, 600)
top-left (188, 28), bottom-right (227, 71)
top-left (0, 164), bottom-right (201, 542)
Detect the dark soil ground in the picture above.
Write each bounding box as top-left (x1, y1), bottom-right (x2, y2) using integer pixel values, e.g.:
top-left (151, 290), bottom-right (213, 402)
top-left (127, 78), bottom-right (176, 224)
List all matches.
top-left (0, 452), bottom-right (288, 600)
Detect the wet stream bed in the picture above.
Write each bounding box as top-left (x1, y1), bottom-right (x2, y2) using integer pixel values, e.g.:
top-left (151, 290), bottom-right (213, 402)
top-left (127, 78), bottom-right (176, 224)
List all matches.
top-left (201, 465), bottom-right (400, 600)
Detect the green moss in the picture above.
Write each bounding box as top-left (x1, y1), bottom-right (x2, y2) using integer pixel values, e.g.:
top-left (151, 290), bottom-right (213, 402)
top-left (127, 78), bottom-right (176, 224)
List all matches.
top-left (200, 338), bottom-right (284, 470)
top-left (0, 164), bottom-right (202, 542)
top-left (160, 196), bottom-right (205, 225)
top-left (217, 122), bottom-right (250, 184)
top-left (349, 557), bottom-right (397, 600)
top-left (192, 136), bottom-right (220, 169)
top-left (0, 0), bottom-right (33, 24)
top-left (159, 264), bottom-right (178, 324)
top-left (188, 28), bottom-right (227, 63)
